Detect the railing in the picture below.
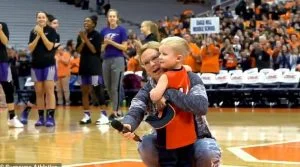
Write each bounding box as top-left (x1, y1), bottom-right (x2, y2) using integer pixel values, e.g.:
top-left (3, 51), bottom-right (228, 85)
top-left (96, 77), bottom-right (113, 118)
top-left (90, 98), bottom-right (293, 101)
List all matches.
top-left (196, 0), bottom-right (240, 17)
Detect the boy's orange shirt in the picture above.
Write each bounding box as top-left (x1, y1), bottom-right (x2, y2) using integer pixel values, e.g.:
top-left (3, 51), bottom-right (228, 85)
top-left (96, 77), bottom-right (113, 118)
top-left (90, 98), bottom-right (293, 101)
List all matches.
top-left (56, 51), bottom-right (71, 78)
top-left (70, 57), bottom-right (80, 74)
top-left (200, 44), bottom-right (220, 73)
top-left (161, 67), bottom-right (196, 149)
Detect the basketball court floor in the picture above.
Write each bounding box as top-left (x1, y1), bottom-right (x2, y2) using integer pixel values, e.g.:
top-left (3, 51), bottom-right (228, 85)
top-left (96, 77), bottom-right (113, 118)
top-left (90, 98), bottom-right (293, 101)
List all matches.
top-left (0, 106), bottom-right (299, 167)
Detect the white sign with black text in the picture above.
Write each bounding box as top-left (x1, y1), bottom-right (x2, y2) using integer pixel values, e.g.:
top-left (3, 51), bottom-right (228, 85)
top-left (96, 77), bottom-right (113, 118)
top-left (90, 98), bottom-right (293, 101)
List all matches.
top-left (190, 17), bottom-right (220, 34)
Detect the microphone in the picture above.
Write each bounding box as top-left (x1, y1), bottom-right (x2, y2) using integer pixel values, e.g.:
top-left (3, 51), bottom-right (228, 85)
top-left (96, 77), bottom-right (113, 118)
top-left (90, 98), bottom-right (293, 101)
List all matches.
top-left (111, 120), bottom-right (142, 142)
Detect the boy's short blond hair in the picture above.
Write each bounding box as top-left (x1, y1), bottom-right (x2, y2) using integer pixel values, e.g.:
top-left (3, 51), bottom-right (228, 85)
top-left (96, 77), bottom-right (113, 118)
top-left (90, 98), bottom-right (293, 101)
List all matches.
top-left (160, 36), bottom-right (190, 56)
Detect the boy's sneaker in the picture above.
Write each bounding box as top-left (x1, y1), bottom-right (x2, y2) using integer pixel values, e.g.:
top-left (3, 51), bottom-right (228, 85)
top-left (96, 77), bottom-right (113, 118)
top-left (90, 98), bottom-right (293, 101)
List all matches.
top-left (7, 116), bottom-right (24, 128)
top-left (45, 116), bottom-right (55, 127)
top-left (35, 117), bottom-right (45, 126)
top-left (96, 111), bottom-right (109, 125)
top-left (20, 108), bottom-right (30, 125)
top-left (80, 113), bottom-right (91, 124)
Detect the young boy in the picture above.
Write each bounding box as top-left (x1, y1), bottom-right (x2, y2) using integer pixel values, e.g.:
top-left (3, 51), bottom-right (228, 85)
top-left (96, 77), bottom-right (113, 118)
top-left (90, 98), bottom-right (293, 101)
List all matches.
top-left (149, 36), bottom-right (196, 167)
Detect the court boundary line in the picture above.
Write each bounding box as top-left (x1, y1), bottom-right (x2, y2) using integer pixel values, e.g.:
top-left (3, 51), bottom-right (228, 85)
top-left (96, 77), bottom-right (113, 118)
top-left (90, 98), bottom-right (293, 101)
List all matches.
top-left (228, 140), bottom-right (300, 165)
top-left (231, 139), bottom-right (300, 148)
top-left (63, 159), bottom-right (248, 167)
top-left (64, 159), bottom-right (143, 167)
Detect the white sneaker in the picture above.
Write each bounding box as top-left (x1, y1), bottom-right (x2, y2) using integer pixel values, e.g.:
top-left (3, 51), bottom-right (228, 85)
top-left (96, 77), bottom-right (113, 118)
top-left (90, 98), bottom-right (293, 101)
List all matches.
top-left (96, 114), bottom-right (109, 125)
top-left (8, 116), bottom-right (24, 128)
top-left (79, 113), bottom-right (91, 125)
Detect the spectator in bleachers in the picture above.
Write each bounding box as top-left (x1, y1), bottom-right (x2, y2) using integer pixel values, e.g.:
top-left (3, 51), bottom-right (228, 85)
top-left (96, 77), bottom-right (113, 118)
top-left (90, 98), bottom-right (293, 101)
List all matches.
top-left (70, 51), bottom-right (80, 75)
top-left (224, 6), bottom-right (234, 19)
top-left (272, 40), bottom-right (282, 69)
top-left (66, 39), bottom-right (75, 53)
top-left (220, 38), bottom-right (231, 69)
top-left (28, 11), bottom-right (57, 127)
top-left (276, 44), bottom-right (296, 69)
top-left (250, 41), bottom-right (271, 70)
top-left (199, 37), bottom-right (220, 73)
top-left (288, 34), bottom-right (300, 49)
top-left (100, 9), bottom-right (128, 122)
top-left (224, 45), bottom-right (238, 71)
top-left (292, 46), bottom-right (300, 70)
top-left (183, 33), bottom-right (201, 72)
top-left (240, 49), bottom-right (252, 71)
top-left (55, 45), bottom-right (71, 105)
top-left (232, 35), bottom-right (242, 60)
top-left (69, 51), bottom-right (80, 92)
top-left (270, 4), bottom-right (282, 20)
top-left (243, 4), bottom-right (255, 20)
top-left (126, 39), bottom-right (142, 72)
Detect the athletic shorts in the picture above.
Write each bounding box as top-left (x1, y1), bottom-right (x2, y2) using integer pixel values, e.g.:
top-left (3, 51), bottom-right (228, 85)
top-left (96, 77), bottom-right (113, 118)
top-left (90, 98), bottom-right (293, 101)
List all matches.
top-left (0, 62), bottom-right (12, 82)
top-left (31, 65), bottom-right (57, 82)
top-left (78, 75), bottom-right (104, 86)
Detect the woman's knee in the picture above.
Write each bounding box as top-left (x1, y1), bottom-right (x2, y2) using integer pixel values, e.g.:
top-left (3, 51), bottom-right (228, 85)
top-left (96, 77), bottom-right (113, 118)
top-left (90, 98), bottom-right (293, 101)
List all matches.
top-left (44, 83), bottom-right (55, 94)
top-left (35, 87), bottom-right (44, 97)
top-left (138, 134), bottom-right (159, 167)
top-left (194, 138), bottom-right (221, 167)
top-left (81, 85), bottom-right (91, 95)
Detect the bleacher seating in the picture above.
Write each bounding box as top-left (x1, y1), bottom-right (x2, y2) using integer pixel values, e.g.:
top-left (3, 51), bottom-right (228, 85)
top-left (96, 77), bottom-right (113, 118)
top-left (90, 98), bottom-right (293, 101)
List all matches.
top-left (199, 68), bottom-right (300, 107)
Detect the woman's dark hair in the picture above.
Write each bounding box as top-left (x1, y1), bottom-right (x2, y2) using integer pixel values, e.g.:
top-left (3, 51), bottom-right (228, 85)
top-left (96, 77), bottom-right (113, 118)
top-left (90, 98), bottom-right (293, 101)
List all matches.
top-left (88, 15), bottom-right (98, 27)
top-left (47, 14), bottom-right (56, 22)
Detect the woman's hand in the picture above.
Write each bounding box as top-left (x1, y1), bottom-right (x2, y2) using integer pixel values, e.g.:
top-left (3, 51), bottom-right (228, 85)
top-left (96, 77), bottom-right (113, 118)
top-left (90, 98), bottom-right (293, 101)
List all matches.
top-left (34, 25), bottom-right (43, 36)
top-left (122, 124), bottom-right (136, 140)
top-left (155, 97), bottom-right (167, 118)
top-left (104, 37), bottom-right (113, 45)
top-left (156, 97), bottom-right (167, 111)
top-left (79, 31), bottom-right (87, 42)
